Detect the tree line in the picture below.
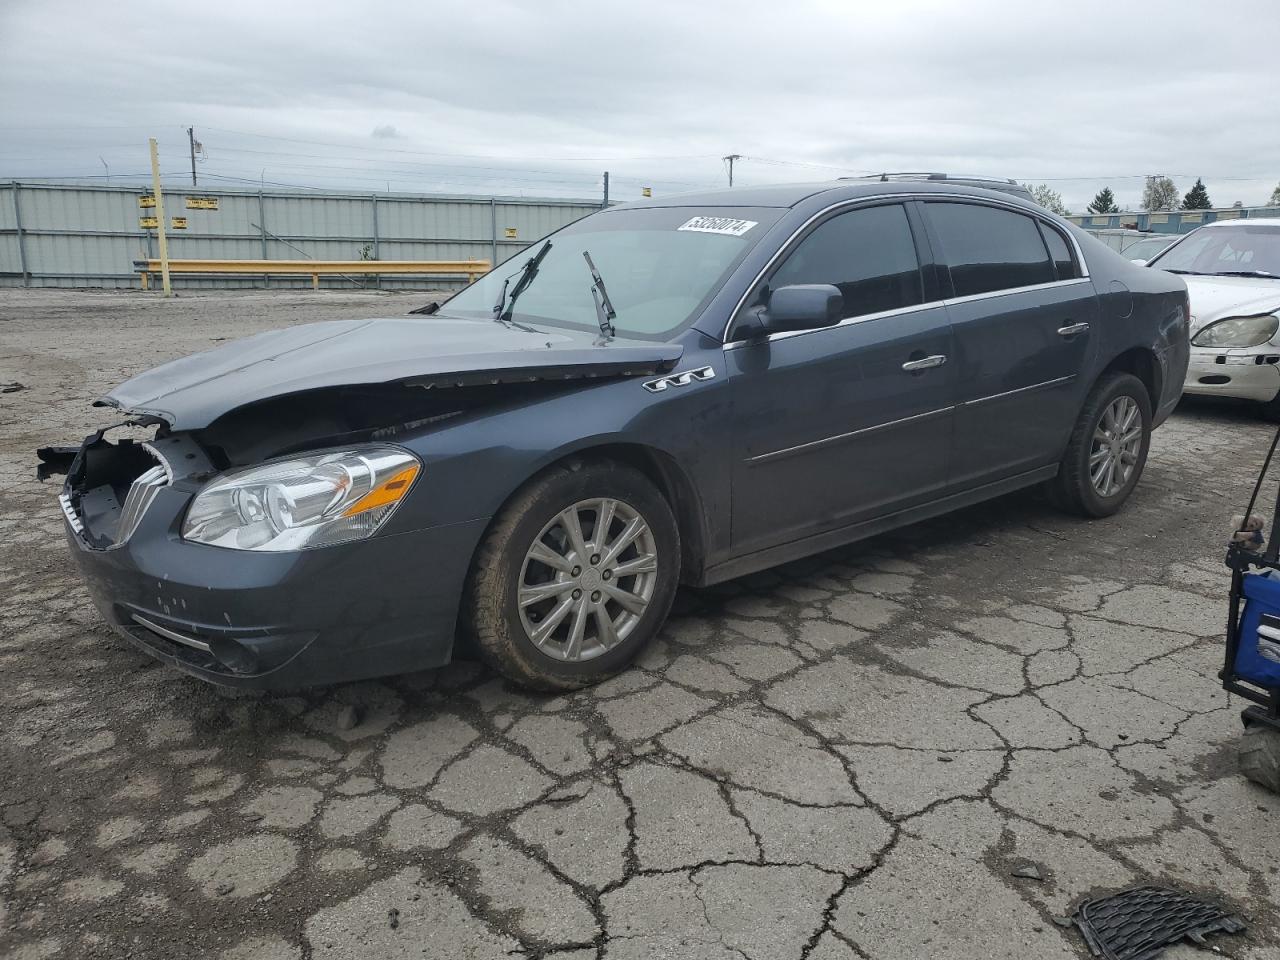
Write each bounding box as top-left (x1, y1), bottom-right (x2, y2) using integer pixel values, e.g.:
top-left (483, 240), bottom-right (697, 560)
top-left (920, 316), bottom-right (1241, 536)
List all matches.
top-left (1023, 179), bottom-right (1280, 217)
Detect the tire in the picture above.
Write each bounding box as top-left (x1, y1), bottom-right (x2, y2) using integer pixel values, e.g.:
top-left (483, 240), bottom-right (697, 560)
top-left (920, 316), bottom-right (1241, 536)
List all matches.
top-left (1047, 372), bottom-right (1152, 518)
top-left (1239, 725), bottom-right (1280, 794)
top-left (464, 458), bottom-right (681, 691)
top-left (1259, 392), bottom-right (1280, 423)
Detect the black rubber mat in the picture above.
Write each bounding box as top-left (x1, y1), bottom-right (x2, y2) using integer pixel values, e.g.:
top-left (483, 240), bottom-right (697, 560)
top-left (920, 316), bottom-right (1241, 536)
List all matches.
top-left (1073, 886), bottom-right (1245, 960)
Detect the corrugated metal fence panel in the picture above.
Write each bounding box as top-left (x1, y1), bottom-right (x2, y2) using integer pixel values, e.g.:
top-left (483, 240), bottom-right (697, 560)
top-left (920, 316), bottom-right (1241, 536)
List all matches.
top-left (0, 182), bottom-right (598, 289)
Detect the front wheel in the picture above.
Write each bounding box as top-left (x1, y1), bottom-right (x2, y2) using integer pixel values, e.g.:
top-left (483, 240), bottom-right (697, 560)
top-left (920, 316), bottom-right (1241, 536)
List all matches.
top-left (1047, 372), bottom-right (1152, 518)
top-left (464, 459), bottom-right (681, 691)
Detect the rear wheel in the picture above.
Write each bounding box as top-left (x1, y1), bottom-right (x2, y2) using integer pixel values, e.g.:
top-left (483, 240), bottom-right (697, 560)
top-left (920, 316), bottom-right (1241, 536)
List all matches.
top-left (464, 459), bottom-right (680, 691)
top-left (1239, 724), bottom-right (1280, 793)
top-left (1259, 391), bottom-right (1280, 423)
top-left (1047, 372), bottom-right (1152, 518)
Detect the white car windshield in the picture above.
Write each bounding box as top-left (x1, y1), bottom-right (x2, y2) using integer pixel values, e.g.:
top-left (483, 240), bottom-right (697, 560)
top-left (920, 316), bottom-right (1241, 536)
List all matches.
top-left (1150, 224), bottom-right (1280, 278)
top-left (443, 206), bottom-right (781, 340)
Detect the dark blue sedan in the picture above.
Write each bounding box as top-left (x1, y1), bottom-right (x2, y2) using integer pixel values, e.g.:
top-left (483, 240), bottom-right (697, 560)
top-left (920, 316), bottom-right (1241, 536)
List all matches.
top-left (45, 179), bottom-right (1190, 690)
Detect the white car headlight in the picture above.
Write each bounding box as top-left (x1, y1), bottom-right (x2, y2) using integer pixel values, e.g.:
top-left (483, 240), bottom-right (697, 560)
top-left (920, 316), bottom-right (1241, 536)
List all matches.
top-left (1191, 313), bottom-right (1280, 348)
top-left (182, 445), bottom-right (420, 551)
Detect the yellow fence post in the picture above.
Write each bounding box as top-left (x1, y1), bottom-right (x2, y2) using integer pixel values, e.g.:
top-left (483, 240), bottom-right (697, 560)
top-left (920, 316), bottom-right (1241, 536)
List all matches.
top-left (148, 138), bottom-right (172, 297)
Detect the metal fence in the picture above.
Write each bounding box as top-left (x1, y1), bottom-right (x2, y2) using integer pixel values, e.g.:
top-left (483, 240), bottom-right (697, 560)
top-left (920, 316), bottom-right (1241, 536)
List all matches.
top-left (1068, 205), bottom-right (1280, 235)
top-left (0, 182), bottom-right (601, 290)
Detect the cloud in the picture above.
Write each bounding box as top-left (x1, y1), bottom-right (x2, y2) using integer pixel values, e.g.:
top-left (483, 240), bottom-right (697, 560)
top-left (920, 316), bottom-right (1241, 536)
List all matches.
top-left (0, 0), bottom-right (1278, 208)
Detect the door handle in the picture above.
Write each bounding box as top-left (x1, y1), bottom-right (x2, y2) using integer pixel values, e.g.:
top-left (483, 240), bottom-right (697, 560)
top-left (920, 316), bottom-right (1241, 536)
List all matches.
top-left (902, 355), bottom-right (947, 372)
top-left (1057, 322), bottom-right (1090, 337)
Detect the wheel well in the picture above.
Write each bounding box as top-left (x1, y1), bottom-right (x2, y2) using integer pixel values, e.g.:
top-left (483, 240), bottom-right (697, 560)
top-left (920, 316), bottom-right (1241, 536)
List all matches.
top-left (539, 443), bottom-right (707, 585)
top-left (1100, 347), bottom-right (1161, 411)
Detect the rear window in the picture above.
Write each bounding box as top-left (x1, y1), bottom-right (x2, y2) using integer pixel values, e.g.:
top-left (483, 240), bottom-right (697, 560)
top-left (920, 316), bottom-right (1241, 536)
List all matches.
top-left (927, 202), bottom-right (1056, 297)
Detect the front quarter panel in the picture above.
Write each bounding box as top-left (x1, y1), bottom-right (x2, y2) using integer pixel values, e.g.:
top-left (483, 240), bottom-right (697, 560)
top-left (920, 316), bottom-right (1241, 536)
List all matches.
top-left (383, 331), bottom-right (734, 571)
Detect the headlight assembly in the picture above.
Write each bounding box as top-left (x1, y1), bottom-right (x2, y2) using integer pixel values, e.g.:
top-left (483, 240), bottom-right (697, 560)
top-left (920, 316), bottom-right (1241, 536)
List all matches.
top-left (1191, 313), bottom-right (1280, 348)
top-left (182, 445), bottom-right (420, 551)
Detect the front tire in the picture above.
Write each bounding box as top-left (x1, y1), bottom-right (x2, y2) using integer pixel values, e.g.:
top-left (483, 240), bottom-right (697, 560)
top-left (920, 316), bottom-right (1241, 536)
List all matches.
top-left (1048, 372), bottom-right (1152, 518)
top-left (464, 459), bottom-right (680, 691)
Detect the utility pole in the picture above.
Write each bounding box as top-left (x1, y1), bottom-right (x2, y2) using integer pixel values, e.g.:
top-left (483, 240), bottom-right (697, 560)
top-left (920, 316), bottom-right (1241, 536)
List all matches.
top-left (602, 171), bottom-right (610, 209)
top-left (149, 138), bottom-right (173, 297)
top-left (187, 126), bottom-right (198, 186)
top-left (723, 154), bottom-right (742, 187)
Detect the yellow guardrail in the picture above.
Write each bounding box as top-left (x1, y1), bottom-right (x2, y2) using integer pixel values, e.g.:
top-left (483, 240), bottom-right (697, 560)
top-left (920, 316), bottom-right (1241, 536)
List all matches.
top-left (133, 258), bottom-right (491, 290)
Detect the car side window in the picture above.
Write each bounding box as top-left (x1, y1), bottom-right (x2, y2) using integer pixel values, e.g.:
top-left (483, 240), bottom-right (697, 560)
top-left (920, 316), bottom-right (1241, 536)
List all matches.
top-left (1040, 224), bottom-right (1080, 280)
top-left (927, 202), bottom-right (1055, 297)
top-left (769, 204), bottom-right (923, 319)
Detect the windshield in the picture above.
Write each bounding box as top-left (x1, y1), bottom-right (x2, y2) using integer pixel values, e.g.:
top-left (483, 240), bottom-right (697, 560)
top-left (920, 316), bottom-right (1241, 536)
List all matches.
top-left (444, 206), bottom-right (781, 339)
top-left (1149, 224), bottom-right (1280, 277)
top-left (1124, 237), bottom-right (1175, 260)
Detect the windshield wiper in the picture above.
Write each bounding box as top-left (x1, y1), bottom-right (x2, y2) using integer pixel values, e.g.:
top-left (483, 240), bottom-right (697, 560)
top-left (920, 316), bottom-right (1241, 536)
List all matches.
top-left (493, 241), bottom-right (552, 323)
top-left (582, 250), bottom-right (617, 339)
top-left (1160, 268), bottom-right (1202, 275)
top-left (1215, 270), bottom-right (1279, 279)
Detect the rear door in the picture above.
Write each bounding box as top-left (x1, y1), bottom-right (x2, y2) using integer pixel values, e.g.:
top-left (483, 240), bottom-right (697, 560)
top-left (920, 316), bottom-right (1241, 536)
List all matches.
top-left (726, 201), bottom-right (955, 556)
top-left (920, 201), bottom-right (1099, 489)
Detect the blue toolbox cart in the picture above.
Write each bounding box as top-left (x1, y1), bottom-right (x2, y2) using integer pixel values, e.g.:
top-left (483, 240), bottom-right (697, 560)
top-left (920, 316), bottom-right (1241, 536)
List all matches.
top-left (1224, 430), bottom-right (1280, 793)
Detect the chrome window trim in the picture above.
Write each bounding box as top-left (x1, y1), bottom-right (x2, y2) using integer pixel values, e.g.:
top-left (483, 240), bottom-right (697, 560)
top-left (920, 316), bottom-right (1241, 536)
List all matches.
top-left (723, 301), bottom-right (935, 350)
top-left (963, 375), bottom-right (1077, 408)
top-left (719, 191), bottom-right (1090, 344)
top-left (724, 277), bottom-right (1092, 350)
top-left (942, 276), bottom-right (1092, 309)
top-left (747, 405), bottom-right (954, 465)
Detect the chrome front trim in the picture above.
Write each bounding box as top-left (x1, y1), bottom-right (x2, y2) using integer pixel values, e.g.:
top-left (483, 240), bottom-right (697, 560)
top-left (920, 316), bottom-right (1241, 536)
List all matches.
top-left (719, 190), bottom-right (1091, 343)
top-left (962, 375), bottom-right (1077, 408)
top-left (58, 493), bottom-right (84, 535)
top-left (747, 405), bottom-right (954, 465)
top-left (132, 615), bottom-right (212, 653)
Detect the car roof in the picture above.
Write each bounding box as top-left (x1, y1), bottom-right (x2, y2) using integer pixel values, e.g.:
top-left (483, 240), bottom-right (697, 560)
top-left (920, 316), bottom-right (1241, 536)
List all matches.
top-left (623, 179), bottom-right (1044, 211)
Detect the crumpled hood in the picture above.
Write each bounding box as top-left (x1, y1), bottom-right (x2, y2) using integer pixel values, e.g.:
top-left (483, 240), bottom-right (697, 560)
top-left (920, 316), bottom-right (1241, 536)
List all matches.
top-left (99, 315), bottom-right (683, 429)
top-left (1183, 275), bottom-right (1280, 335)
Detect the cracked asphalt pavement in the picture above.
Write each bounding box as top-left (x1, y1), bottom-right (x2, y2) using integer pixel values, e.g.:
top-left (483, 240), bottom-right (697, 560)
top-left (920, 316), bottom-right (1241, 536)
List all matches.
top-left (1, 289), bottom-right (1278, 960)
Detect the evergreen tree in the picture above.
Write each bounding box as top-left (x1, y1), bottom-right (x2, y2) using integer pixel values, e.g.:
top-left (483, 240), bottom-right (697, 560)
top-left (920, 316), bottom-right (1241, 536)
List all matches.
top-left (1270, 183), bottom-right (1280, 207)
top-left (1088, 187), bottom-right (1119, 214)
top-left (1181, 178), bottom-right (1211, 210)
top-left (1142, 176), bottom-right (1178, 212)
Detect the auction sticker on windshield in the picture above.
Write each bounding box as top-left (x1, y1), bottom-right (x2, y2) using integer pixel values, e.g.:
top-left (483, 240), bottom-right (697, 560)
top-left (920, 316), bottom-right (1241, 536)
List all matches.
top-left (678, 216), bottom-right (758, 237)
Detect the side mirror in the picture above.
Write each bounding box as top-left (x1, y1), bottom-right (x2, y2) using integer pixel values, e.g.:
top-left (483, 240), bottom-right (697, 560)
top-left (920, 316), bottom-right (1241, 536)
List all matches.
top-left (754, 284), bottom-right (844, 334)
top-left (1130, 258), bottom-right (1148, 266)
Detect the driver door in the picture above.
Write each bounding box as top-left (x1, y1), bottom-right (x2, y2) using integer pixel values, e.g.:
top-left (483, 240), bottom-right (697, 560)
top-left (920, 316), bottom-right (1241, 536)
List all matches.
top-left (727, 202), bottom-right (955, 556)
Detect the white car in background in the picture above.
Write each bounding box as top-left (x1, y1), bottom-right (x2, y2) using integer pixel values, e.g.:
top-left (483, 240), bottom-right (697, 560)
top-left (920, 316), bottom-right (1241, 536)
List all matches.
top-left (1149, 219), bottom-right (1280, 418)
top-left (1124, 234), bottom-right (1179, 265)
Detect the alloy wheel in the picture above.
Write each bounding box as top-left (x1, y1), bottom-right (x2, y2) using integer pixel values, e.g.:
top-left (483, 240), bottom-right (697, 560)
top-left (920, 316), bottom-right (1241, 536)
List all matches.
top-left (517, 497), bottom-right (658, 662)
top-left (1089, 395), bottom-right (1142, 497)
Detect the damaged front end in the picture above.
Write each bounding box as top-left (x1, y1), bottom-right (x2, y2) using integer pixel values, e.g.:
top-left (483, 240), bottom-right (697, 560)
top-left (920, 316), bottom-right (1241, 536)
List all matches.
top-left (38, 314), bottom-right (685, 688)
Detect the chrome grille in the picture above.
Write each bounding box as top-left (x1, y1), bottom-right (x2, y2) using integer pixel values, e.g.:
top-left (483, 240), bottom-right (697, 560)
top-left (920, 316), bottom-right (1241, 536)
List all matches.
top-left (116, 463), bottom-right (169, 544)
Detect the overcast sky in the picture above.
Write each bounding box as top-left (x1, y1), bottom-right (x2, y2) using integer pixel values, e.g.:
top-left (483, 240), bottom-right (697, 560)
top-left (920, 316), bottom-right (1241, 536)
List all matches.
top-left (2, 0), bottom-right (1278, 211)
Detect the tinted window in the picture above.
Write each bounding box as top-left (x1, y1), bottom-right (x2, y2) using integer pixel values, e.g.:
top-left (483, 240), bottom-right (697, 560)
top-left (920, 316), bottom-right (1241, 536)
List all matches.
top-left (928, 202), bottom-right (1055, 297)
top-left (1041, 225), bottom-right (1079, 279)
top-left (770, 204), bottom-right (922, 318)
